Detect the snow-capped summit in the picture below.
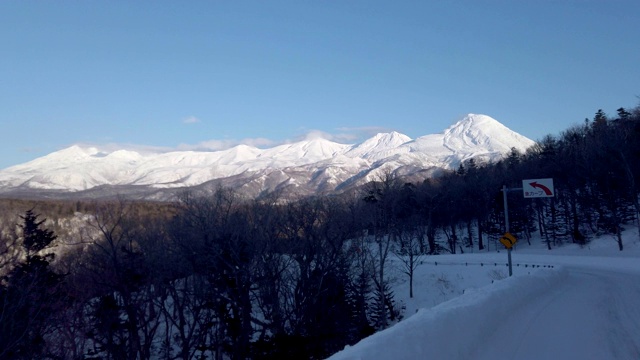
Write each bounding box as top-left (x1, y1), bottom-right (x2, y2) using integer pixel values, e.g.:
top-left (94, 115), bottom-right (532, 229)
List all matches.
top-left (259, 138), bottom-right (351, 165)
top-left (347, 131), bottom-right (412, 160)
top-left (443, 114), bottom-right (533, 152)
top-left (406, 114), bottom-right (535, 167)
top-left (0, 114), bottom-right (536, 198)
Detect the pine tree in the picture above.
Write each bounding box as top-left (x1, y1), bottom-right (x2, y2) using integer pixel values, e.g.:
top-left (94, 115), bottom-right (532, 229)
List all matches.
top-left (0, 209), bottom-right (64, 359)
top-left (369, 281), bottom-right (403, 330)
top-left (20, 209), bottom-right (57, 256)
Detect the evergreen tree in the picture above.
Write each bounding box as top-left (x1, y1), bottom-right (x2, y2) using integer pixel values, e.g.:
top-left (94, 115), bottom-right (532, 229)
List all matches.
top-left (0, 209), bottom-right (64, 359)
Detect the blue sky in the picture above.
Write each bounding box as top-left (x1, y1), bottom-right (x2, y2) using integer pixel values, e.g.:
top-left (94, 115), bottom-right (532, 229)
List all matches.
top-left (1, 1), bottom-right (639, 169)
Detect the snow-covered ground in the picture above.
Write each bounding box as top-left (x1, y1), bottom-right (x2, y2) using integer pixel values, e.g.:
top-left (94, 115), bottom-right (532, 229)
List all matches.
top-left (329, 228), bottom-right (640, 360)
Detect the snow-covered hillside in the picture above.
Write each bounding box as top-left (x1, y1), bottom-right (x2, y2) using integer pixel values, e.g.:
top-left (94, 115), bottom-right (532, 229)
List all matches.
top-left (0, 114), bottom-right (535, 197)
top-left (328, 229), bottom-right (640, 360)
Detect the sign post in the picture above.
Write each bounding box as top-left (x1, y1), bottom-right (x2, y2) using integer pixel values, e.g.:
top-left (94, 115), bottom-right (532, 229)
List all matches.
top-left (501, 179), bottom-right (554, 276)
top-left (501, 185), bottom-right (514, 276)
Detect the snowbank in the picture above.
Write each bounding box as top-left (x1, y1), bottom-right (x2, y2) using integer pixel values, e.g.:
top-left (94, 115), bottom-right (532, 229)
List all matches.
top-left (328, 268), bottom-right (566, 360)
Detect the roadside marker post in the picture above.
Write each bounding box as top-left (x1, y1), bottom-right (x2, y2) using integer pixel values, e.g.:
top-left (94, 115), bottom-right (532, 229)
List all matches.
top-left (502, 179), bottom-right (554, 276)
top-left (501, 185), bottom-right (516, 276)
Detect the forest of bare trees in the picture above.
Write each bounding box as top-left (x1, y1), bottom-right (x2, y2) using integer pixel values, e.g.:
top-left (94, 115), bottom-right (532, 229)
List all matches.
top-left (0, 105), bottom-right (639, 359)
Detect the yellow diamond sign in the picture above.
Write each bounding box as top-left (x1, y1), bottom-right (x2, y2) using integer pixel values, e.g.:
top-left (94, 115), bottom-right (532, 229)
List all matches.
top-left (500, 232), bottom-right (517, 249)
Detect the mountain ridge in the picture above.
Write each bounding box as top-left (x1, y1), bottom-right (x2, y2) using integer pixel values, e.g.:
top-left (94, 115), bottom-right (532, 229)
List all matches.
top-left (0, 114), bottom-right (536, 199)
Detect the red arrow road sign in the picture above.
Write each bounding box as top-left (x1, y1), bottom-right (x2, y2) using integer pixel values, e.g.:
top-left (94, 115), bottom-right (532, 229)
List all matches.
top-left (522, 178), bottom-right (554, 198)
top-left (529, 181), bottom-right (553, 196)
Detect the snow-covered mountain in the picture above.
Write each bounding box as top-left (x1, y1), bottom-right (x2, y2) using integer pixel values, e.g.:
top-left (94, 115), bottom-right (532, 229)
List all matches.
top-left (0, 114), bottom-right (535, 199)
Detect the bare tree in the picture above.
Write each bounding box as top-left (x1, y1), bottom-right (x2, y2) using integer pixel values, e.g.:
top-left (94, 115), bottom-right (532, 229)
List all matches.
top-left (363, 170), bottom-right (403, 329)
top-left (79, 199), bottom-right (166, 360)
top-left (172, 188), bottom-right (258, 360)
top-left (393, 224), bottom-right (425, 299)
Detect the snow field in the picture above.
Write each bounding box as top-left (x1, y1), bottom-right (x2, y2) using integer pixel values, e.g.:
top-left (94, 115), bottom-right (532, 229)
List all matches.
top-left (329, 227), bottom-right (640, 359)
top-left (329, 267), bottom-right (565, 360)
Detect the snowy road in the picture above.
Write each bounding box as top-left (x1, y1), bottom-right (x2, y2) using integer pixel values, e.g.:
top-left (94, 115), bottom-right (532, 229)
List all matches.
top-left (471, 267), bottom-right (640, 360)
top-left (329, 255), bottom-right (640, 360)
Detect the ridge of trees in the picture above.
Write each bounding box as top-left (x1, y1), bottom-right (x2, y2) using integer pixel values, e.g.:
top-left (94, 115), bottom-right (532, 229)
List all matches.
top-left (0, 105), bottom-right (638, 358)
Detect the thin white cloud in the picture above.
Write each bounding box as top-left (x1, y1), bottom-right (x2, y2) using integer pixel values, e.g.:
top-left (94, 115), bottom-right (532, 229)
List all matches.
top-left (68, 127), bottom-right (400, 156)
top-left (241, 137), bottom-right (278, 148)
top-left (74, 142), bottom-right (173, 155)
top-left (301, 130), bottom-right (334, 141)
top-left (335, 126), bottom-right (395, 138)
top-left (290, 126), bottom-right (397, 144)
top-left (178, 137), bottom-right (278, 151)
top-left (182, 116), bottom-right (201, 124)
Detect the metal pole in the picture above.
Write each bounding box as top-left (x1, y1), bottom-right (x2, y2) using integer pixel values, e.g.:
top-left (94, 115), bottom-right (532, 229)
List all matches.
top-left (502, 185), bottom-right (513, 277)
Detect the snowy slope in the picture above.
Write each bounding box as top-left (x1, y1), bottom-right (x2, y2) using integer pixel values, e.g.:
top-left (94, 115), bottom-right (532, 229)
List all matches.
top-left (407, 114), bottom-right (533, 166)
top-left (345, 131), bottom-right (412, 160)
top-left (0, 114), bottom-right (535, 196)
top-left (328, 229), bottom-right (640, 360)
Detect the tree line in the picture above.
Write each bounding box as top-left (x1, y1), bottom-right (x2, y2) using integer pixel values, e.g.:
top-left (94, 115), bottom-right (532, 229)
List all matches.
top-left (0, 105), bottom-right (638, 359)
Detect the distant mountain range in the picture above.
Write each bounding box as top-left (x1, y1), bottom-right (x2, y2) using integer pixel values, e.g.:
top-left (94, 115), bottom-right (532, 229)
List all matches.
top-left (0, 114), bottom-right (536, 200)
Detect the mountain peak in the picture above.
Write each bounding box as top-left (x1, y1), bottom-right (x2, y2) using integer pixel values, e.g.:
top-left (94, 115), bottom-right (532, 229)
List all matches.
top-left (374, 131), bottom-right (412, 144)
top-left (443, 113), bottom-right (534, 153)
top-left (346, 131), bottom-right (411, 159)
top-left (446, 114), bottom-right (501, 132)
top-left (0, 115), bottom-right (535, 197)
